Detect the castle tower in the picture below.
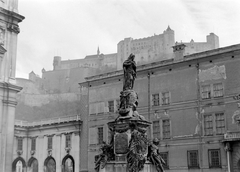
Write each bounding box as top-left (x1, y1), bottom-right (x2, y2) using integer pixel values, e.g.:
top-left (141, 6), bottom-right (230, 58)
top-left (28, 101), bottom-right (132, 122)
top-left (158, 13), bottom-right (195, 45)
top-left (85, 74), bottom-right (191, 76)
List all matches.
top-left (53, 56), bottom-right (61, 70)
top-left (207, 32), bottom-right (219, 49)
top-left (29, 71), bottom-right (36, 82)
top-left (172, 42), bottom-right (186, 61)
top-left (163, 25), bottom-right (175, 54)
top-left (0, 0), bottom-right (24, 171)
top-left (117, 37), bottom-right (132, 70)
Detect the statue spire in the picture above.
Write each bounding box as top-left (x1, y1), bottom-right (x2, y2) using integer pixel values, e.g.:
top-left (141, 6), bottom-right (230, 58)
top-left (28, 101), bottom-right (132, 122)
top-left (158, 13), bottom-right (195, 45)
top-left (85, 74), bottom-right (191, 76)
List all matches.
top-left (97, 46), bottom-right (100, 56)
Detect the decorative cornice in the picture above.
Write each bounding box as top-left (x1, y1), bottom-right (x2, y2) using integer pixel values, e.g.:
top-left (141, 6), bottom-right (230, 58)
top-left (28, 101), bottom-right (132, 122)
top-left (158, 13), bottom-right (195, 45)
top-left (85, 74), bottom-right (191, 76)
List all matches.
top-left (44, 134), bottom-right (55, 137)
top-left (2, 99), bottom-right (17, 105)
top-left (7, 23), bottom-right (19, 34)
top-left (0, 81), bottom-right (22, 92)
top-left (73, 131), bottom-right (80, 136)
top-left (0, 7), bottom-right (25, 23)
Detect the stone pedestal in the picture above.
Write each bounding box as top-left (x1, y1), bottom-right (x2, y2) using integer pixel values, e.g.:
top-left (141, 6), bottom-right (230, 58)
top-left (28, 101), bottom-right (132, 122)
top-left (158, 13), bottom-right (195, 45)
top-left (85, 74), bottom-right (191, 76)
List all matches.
top-left (105, 119), bottom-right (151, 172)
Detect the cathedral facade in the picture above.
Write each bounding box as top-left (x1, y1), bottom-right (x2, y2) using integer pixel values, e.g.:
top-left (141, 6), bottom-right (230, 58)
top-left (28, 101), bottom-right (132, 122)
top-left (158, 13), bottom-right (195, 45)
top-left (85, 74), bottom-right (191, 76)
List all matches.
top-left (0, 0), bottom-right (24, 171)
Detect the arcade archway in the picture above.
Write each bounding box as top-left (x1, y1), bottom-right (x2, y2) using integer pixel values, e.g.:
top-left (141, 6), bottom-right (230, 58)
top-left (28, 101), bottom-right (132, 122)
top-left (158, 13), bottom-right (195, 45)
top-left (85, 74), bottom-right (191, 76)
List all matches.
top-left (62, 155), bottom-right (74, 172)
top-left (12, 157), bottom-right (26, 172)
top-left (44, 157), bottom-right (56, 172)
top-left (28, 157), bottom-right (38, 172)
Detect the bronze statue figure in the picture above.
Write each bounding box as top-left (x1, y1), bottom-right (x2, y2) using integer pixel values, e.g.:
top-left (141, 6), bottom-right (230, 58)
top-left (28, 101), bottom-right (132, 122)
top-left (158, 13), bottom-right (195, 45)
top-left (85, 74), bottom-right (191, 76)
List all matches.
top-left (123, 53), bottom-right (136, 91)
top-left (147, 138), bottom-right (165, 172)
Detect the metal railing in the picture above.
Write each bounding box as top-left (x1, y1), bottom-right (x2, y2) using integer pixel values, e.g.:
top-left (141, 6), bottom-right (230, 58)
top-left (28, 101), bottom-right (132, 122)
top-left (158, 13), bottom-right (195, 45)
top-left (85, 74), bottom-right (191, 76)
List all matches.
top-left (15, 115), bottom-right (80, 127)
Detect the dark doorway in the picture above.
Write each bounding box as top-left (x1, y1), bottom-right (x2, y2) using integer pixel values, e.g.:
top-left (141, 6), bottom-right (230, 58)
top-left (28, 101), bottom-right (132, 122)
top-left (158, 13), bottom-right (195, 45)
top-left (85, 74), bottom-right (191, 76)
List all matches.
top-left (44, 157), bottom-right (56, 172)
top-left (62, 155), bottom-right (74, 172)
top-left (28, 157), bottom-right (38, 172)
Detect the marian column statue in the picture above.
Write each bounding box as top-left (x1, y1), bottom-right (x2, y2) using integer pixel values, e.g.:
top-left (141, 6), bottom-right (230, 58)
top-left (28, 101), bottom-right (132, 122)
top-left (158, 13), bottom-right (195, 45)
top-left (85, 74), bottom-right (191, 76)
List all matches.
top-left (123, 53), bottom-right (136, 90)
top-left (118, 53), bottom-right (139, 118)
top-left (95, 53), bottom-right (165, 172)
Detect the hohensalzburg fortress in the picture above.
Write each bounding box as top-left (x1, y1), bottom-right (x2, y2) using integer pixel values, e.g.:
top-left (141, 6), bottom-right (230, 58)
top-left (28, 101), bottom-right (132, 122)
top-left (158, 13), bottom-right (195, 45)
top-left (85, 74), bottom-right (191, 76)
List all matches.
top-left (52, 26), bottom-right (219, 71)
top-left (26, 26), bottom-right (219, 94)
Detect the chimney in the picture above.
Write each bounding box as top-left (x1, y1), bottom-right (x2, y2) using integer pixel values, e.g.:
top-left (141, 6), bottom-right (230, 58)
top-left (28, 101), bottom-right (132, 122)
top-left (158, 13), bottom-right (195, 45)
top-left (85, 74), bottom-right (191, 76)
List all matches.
top-left (172, 42), bottom-right (186, 61)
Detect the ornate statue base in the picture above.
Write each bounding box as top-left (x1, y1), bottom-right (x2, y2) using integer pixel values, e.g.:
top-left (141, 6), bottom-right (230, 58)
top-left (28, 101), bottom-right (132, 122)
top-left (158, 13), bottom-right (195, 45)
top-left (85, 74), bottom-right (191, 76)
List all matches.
top-left (102, 118), bottom-right (151, 172)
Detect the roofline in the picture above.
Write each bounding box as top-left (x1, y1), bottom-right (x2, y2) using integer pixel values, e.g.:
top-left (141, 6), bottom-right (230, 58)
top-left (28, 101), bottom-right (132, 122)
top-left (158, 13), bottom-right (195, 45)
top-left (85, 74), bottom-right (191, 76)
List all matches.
top-left (83, 44), bottom-right (240, 83)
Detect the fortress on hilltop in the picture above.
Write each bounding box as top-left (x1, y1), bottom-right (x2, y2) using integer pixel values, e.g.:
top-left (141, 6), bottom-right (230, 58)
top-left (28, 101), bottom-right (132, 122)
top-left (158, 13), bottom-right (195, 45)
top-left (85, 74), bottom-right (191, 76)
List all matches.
top-left (23, 26), bottom-right (219, 94)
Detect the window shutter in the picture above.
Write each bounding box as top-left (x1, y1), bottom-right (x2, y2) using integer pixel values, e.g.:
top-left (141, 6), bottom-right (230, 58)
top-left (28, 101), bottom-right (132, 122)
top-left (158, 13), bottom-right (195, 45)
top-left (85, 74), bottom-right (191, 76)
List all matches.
top-left (169, 91), bottom-right (171, 104)
top-left (159, 92), bottom-right (162, 106)
top-left (104, 101), bottom-right (109, 113)
top-left (96, 102), bottom-right (102, 114)
top-left (150, 94), bottom-right (153, 106)
top-left (100, 102), bottom-right (105, 113)
top-left (89, 103), bottom-right (96, 115)
top-left (89, 127), bottom-right (97, 144)
top-left (114, 100), bottom-right (117, 112)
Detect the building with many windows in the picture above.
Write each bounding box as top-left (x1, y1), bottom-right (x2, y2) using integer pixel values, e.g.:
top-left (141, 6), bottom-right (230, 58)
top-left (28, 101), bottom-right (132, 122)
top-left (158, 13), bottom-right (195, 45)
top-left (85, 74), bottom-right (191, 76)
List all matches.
top-left (79, 43), bottom-right (240, 172)
top-left (12, 115), bottom-right (82, 172)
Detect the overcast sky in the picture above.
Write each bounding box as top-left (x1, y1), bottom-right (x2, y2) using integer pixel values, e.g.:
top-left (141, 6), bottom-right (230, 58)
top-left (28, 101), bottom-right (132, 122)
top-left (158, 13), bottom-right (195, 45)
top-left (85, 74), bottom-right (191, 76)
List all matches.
top-left (16, 0), bottom-right (240, 79)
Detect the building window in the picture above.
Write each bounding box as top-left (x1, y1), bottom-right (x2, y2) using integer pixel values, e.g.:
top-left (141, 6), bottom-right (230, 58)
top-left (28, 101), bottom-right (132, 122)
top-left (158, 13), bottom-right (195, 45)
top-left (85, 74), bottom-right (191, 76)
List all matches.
top-left (204, 115), bottom-right (213, 136)
top-left (17, 138), bottom-right (23, 151)
top-left (215, 113), bottom-right (225, 135)
top-left (204, 113), bottom-right (225, 136)
top-left (202, 85), bottom-right (211, 99)
top-left (153, 121), bottom-right (160, 139)
top-left (48, 136), bottom-right (53, 150)
top-left (162, 119), bottom-right (170, 139)
top-left (162, 92), bottom-right (170, 105)
top-left (160, 152), bottom-right (169, 169)
top-left (202, 83), bottom-right (224, 99)
top-left (152, 94), bottom-right (159, 106)
top-left (188, 150), bottom-right (199, 168)
top-left (213, 83), bottom-right (223, 98)
top-left (31, 138), bottom-right (36, 151)
top-left (98, 127), bottom-right (104, 144)
top-left (66, 134), bottom-right (71, 148)
top-left (108, 101), bottom-right (114, 113)
top-left (209, 149), bottom-right (221, 168)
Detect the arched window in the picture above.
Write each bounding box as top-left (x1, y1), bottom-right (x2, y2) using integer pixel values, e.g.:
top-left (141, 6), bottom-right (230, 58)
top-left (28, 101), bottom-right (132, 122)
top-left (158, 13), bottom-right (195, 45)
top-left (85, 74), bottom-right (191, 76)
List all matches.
top-left (44, 157), bottom-right (56, 172)
top-left (16, 161), bottom-right (22, 172)
top-left (28, 157), bottom-right (38, 172)
top-left (62, 155), bottom-right (74, 172)
top-left (12, 157), bottom-right (26, 172)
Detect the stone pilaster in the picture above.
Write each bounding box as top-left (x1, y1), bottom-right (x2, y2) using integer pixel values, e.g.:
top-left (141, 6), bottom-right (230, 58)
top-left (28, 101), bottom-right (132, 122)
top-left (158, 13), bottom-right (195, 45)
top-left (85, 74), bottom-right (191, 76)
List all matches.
top-left (0, 82), bottom-right (22, 172)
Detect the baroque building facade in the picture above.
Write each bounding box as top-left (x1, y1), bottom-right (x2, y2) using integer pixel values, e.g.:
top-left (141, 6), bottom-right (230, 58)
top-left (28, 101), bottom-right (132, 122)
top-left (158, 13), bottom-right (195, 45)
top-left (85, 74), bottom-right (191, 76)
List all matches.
top-left (79, 43), bottom-right (240, 172)
top-left (0, 0), bottom-right (24, 172)
top-left (12, 115), bottom-right (81, 172)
